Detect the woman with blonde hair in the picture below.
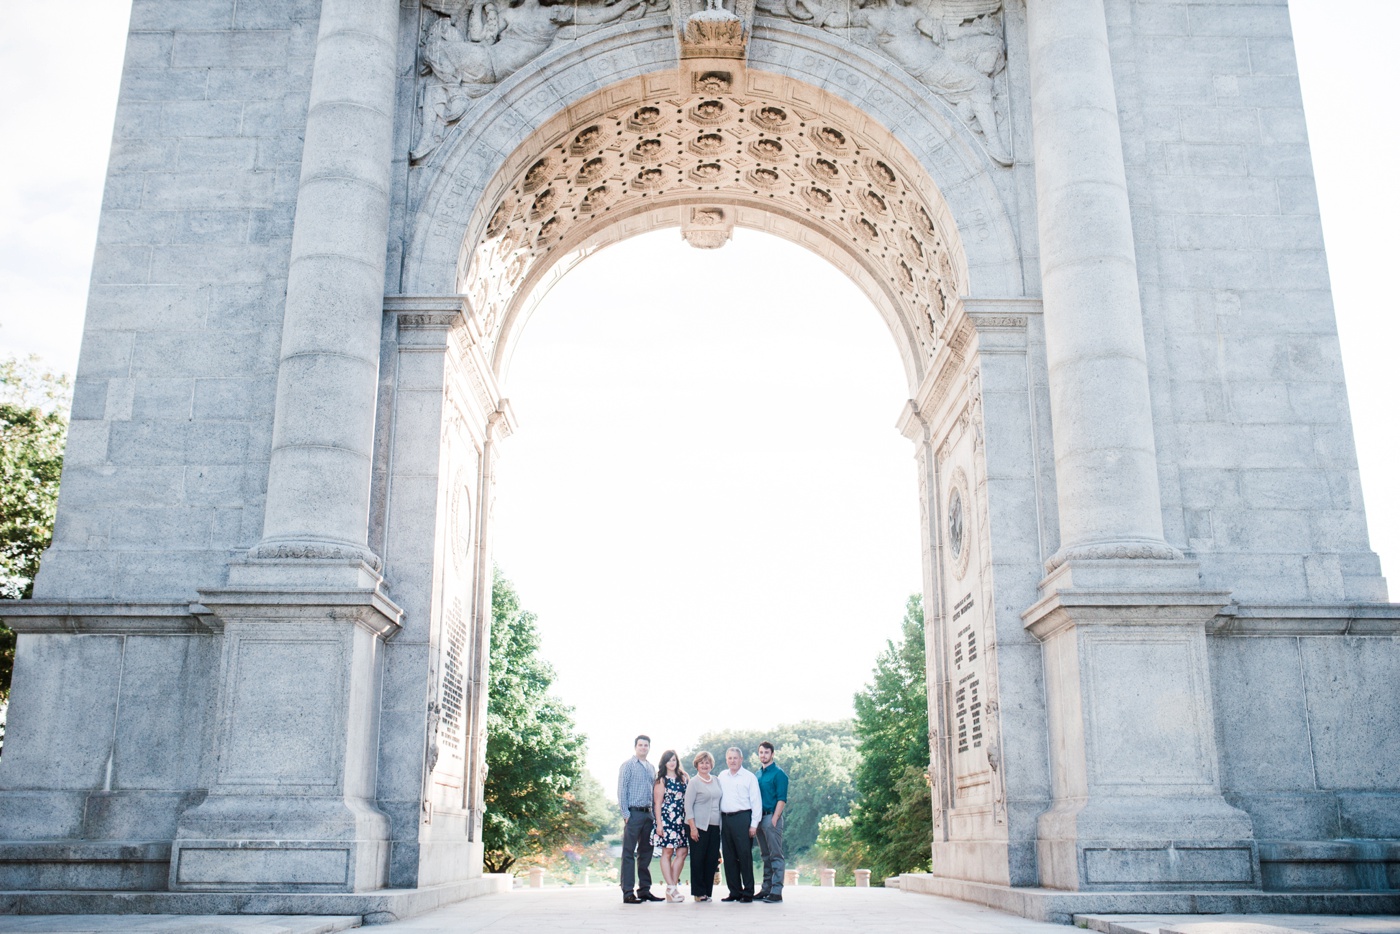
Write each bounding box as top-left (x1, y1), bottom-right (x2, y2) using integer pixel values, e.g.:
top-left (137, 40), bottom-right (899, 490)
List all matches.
top-left (650, 749), bottom-right (690, 902)
top-left (683, 750), bottom-right (723, 902)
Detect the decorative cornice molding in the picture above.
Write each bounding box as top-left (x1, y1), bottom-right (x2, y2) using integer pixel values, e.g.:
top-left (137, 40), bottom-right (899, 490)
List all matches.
top-left (0, 601), bottom-right (210, 635)
top-left (1023, 588), bottom-right (1233, 643)
top-left (384, 295), bottom-right (468, 314)
top-left (1211, 602), bottom-right (1400, 636)
top-left (194, 588), bottom-right (404, 640)
top-left (385, 295), bottom-right (469, 333)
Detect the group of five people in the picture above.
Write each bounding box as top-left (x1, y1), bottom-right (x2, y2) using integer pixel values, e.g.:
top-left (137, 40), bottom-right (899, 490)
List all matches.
top-left (617, 735), bottom-right (789, 904)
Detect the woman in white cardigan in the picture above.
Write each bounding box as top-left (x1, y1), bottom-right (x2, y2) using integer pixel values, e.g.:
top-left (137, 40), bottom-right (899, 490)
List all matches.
top-left (684, 750), bottom-right (724, 902)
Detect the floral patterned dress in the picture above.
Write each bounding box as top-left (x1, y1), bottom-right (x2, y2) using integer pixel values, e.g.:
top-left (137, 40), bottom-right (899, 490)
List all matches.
top-left (650, 776), bottom-right (688, 848)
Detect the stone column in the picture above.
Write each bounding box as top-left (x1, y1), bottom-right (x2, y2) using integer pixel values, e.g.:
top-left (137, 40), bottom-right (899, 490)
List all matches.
top-left (1026, 0), bottom-right (1179, 568)
top-left (1022, 0), bottom-right (1257, 891)
top-left (169, 0), bottom-right (405, 894)
top-left (251, 0), bottom-right (401, 567)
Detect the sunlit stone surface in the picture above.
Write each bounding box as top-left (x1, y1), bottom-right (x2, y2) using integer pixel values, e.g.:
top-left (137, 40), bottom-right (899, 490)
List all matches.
top-left (0, 0), bottom-right (1397, 920)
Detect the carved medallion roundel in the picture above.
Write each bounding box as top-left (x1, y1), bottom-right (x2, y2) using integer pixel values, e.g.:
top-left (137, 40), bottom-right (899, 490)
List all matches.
top-left (948, 469), bottom-right (972, 581)
top-left (449, 467), bottom-right (473, 572)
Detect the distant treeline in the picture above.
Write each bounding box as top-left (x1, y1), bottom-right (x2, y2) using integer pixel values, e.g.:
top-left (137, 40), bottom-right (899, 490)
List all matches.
top-left (680, 594), bottom-right (932, 882)
top-left (682, 720), bottom-right (860, 857)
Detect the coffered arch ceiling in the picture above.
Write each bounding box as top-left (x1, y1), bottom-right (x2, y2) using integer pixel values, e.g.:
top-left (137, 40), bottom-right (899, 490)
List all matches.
top-left (457, 73), bottom-right (974, 390)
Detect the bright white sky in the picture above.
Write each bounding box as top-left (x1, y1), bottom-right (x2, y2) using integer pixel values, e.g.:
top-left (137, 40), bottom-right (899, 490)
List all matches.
top-left (0, 2), bottom-right (1396, 790)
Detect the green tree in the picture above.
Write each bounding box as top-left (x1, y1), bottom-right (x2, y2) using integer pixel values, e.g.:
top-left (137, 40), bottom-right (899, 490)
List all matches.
top-left (850, 594), bottom-right (931, 880)
top-left (516, 770), bottom-right (619, 883)
top-left (812, 813), bottom-right (868, 884)
top-left (771, 736), bottom-right (860, 856)
top-left (0, 355), bottom-right (71, 703)
top-left (484, 569), bottom-right (595, 873)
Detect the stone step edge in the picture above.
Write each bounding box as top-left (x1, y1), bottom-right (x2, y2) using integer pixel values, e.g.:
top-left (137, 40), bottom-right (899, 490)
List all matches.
top-left (896, 875), bottom-right (1400, 925)
top-left (0, 874), bottom-right (511, 925)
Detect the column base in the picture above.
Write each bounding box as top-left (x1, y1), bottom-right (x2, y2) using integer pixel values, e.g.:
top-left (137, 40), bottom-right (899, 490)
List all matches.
top-left (1045, 540), bottom-right (1185, 573)
top-left (1024, 558), bottom-right (1258, 891)
top-left (176, 580), bottom-right (404, 894)
top-left (170, 796), bottom-right (391, 893)
top-left (1036, 795), bottom-right (1258, 891)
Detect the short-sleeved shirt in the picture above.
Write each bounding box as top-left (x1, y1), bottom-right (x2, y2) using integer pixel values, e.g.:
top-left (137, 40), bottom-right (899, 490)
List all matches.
top-left (757, 762), bottom-right (789, 813)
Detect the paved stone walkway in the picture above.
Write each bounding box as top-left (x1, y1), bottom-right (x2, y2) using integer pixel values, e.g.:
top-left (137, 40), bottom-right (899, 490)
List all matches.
top-left (376, 885), bottom-right (1066, 932)
top-left (1, 889), bottom-right (1397, 933)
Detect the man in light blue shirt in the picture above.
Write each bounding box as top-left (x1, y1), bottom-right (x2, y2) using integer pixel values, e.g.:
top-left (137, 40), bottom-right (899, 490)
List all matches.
top-left (616, 734), bottom-right (660, 903)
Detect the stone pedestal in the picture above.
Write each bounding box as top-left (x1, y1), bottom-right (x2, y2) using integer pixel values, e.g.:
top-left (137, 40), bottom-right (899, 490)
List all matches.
top-left (855, 869), bottom-right (871, 887)
top-left (169, 562), bottom-right (402, 893)
top-left (820, 868), bottom-right (836, 886)
top-left (1023, 561), bottom-right (1257, 891)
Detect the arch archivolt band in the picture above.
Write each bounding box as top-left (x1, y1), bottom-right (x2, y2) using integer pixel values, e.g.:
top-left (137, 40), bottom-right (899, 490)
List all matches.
top-left (449, 72), bottom-right (977, 389)
top-left (404, 17), bottom-right (1025, 309)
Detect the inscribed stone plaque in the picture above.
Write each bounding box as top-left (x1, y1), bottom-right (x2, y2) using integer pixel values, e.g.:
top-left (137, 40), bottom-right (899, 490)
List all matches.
top-left (434, 597), bottom-right (469, 790)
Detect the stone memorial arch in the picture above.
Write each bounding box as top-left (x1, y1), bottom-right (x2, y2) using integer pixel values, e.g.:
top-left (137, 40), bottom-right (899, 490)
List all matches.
top-left (2, 0), bottom-right (1398, 922)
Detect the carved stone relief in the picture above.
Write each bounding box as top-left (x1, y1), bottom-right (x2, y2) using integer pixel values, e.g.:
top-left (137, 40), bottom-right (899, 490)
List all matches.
top-left (682, 205), bottom-right (735, 248)
top-left (682, 0), bottom-right (747, 57)
top-left (675, 0), bottom-right (755, 60)
top-left (753, 0), bottom-right (1011, 164)
top-left (413, 0), bottom-right (670, 162)
top-left (462, 89), bottom-right (966, 365)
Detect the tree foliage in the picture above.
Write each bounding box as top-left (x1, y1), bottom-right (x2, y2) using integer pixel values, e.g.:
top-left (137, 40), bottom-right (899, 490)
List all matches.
top-left (514, 769), bottom-right (618, 882)
top-left (812, 813), bottom-right (868, 884)
top-left (684, 719), bottom-right (860, 856)
top-left (0, 355), bottom-right (70, 703)
top-left (484, 569), bottom-right (596, 873)
top-left (850, 594), bottom-right (932, 880)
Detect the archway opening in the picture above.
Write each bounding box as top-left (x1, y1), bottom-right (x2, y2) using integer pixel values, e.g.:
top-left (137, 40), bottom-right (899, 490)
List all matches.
top-left (490, 225), bottom-right (924, 782)
top-left (424, 69), bottom-right (1002, 885)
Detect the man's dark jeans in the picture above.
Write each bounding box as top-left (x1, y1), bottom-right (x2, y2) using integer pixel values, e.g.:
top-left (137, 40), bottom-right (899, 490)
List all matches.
top-left (620, 809), bottom-right (655, 894)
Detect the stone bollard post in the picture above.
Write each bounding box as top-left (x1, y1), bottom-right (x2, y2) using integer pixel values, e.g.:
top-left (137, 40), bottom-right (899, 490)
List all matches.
top-left (784, 869), bottom-right (799, 887)
top-left (820, 868), bottom-right (836, 887)
top-left (854, 869), bottom-right (871, 887)
top-left (528, 867), bottom-right (545, 889)
top-left (582, 870), bottom-right (591, 885)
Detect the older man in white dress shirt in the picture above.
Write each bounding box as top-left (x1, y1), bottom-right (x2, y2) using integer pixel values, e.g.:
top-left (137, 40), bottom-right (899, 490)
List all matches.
top-left (715, 746), bottom-right (763, 902)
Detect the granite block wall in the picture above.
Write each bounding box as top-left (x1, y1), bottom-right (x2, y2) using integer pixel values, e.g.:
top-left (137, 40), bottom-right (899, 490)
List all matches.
top-left (1107, 0), bottom-right (1386, 604)
top-left (34, 0), bottom-right (322, 603)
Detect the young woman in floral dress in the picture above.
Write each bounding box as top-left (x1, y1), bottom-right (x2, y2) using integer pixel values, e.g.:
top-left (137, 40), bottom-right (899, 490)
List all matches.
top-left (650, 749), bottom-right (690, 902)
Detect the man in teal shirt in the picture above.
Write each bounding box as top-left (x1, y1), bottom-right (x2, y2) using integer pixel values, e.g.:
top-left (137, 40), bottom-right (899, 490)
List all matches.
top-left (755, 741), bottom-right (788, 903)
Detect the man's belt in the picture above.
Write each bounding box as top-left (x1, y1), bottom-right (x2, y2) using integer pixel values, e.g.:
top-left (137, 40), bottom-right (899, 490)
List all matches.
top-left (629, 806), bottom-right (652, 812)
top-left (762, 809), bottom-right (774, 815)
